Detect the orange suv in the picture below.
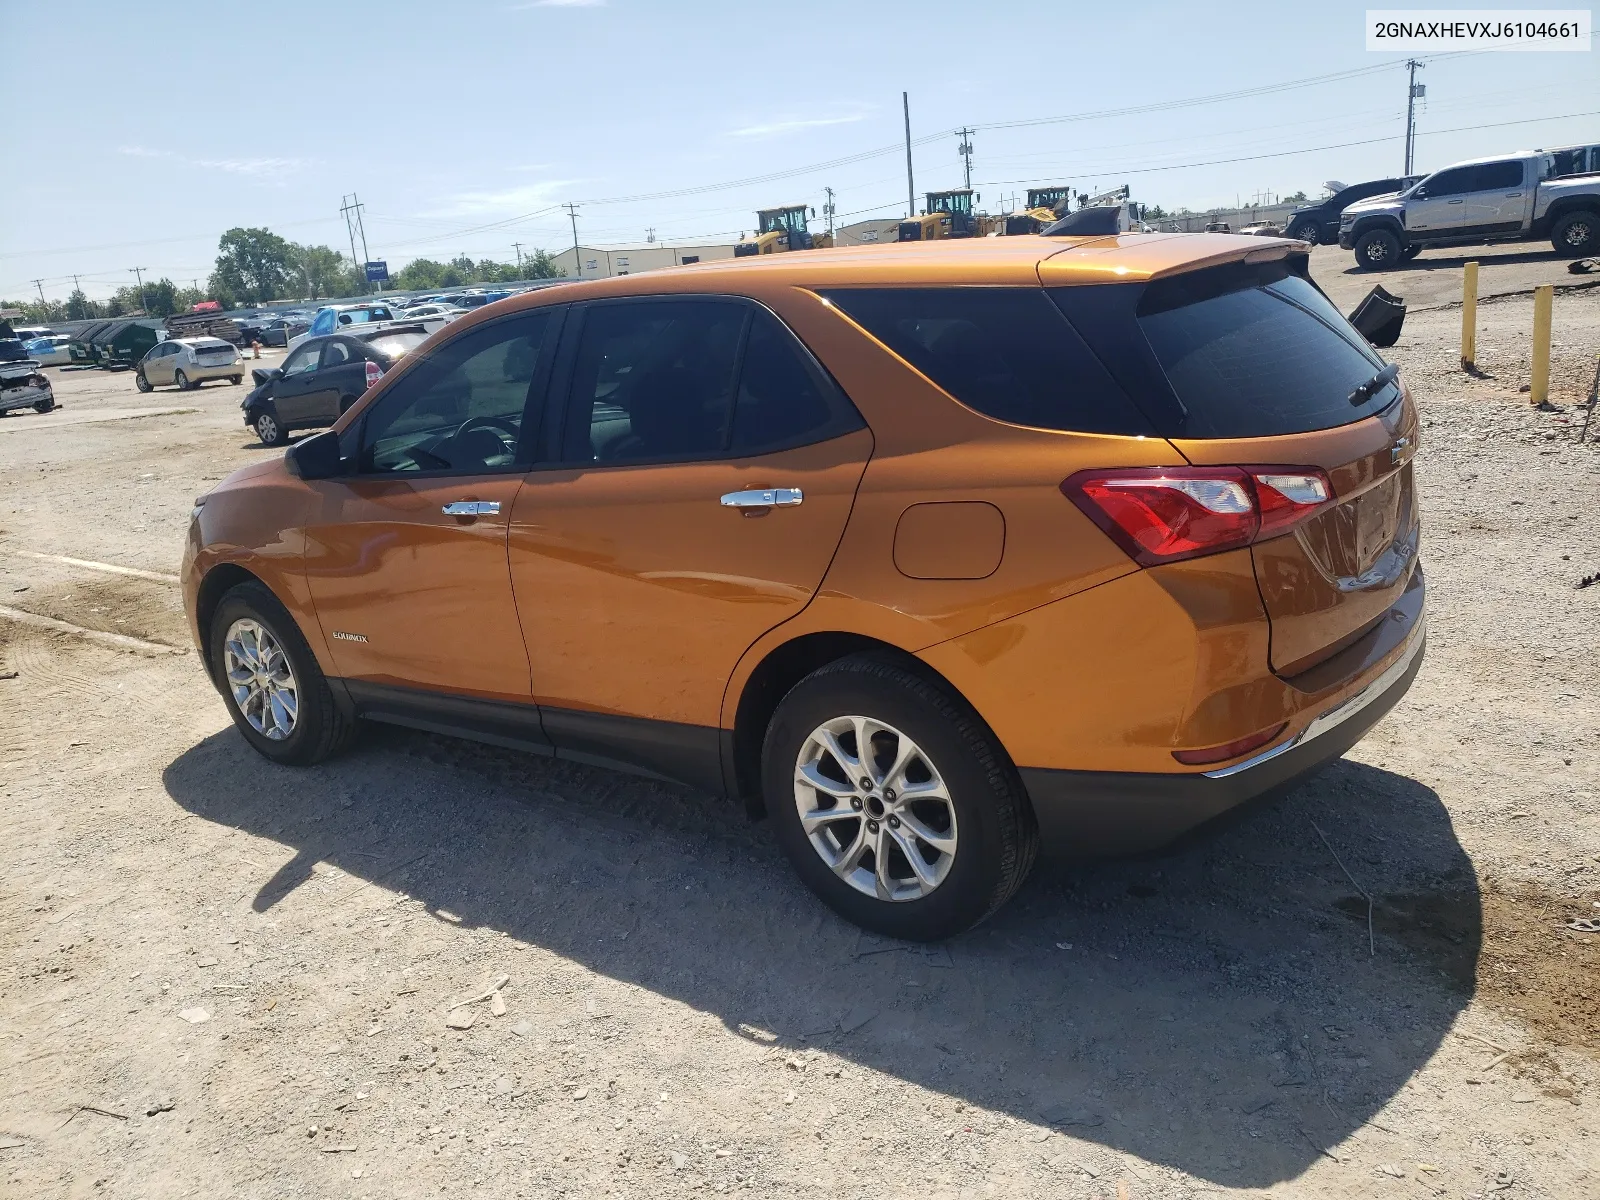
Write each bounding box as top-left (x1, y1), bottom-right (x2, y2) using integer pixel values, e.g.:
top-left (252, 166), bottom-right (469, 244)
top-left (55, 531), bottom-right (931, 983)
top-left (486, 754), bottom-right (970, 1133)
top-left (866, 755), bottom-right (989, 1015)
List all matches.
top-left (184, 235), bottom-right (1424, 940)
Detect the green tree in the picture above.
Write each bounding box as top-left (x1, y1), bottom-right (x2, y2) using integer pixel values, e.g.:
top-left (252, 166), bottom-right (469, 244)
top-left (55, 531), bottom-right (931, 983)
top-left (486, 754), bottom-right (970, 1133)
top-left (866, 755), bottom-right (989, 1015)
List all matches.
top-left (211, 227), bottom-right (295, 306)
top-left (65, 289), bottom-right (97, 320)
top-left (1283, 190), bottom-right (1309, 204)
top-left (521, 249), bottom-right (560, 279)
top-left (293, 243), bottom-right (362, 301)
top-left (172, 285), bottom-right (207, 312)
top-left (139, 278), bottom-right (180, 317)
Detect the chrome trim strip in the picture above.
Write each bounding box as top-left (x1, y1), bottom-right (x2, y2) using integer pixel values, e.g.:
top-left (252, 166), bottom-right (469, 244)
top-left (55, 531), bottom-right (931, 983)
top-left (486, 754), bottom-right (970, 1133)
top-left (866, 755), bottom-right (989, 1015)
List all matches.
top-left (1202, 619), bottom-right (1426, 780)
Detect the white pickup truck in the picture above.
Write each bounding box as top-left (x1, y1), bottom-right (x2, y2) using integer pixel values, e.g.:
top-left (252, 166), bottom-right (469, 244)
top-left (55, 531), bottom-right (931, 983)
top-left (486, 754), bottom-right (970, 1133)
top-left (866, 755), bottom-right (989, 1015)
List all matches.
top-left (1339, 150), bottom-right (1600, 269)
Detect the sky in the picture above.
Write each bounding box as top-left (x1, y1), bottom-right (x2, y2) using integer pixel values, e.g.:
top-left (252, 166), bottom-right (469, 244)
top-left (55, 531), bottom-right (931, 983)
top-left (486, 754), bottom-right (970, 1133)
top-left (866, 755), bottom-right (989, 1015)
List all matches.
top-left (2, 0), bottom-right (1596, 303)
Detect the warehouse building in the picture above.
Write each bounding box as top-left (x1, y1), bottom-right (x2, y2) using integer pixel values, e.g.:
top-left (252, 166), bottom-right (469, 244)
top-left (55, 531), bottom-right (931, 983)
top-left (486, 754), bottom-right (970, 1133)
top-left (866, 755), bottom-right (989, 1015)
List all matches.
top-left (549, 242), bottom-right (738, 280)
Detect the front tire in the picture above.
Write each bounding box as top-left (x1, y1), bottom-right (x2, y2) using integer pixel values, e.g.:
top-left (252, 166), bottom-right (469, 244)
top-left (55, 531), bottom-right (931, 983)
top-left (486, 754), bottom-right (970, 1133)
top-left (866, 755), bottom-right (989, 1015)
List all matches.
top-left (762, 655), bottom-right (1037, 941)
top-left (1354, 228), bottom-right (1402, 270)
top-left (1289, 220), bottom-right (1321, 245)
top-left (1552, 210), bottom-right (1599, 256)
top-left (230, 375), bottom-right (242, 385)
top-left (254, 409), bottom-right (286, 447)
top-left (135, 370), bottom-right (152, 393)
top-left (33, 398), bottom-right (54, 414)
top-left (208, 581), bottom-right (353, 766)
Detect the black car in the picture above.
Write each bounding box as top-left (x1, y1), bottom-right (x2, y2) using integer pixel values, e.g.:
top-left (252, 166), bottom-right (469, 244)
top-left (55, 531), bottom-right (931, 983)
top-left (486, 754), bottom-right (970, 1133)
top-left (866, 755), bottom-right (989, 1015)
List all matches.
top-left (242, 324), bottom-right (429, 446)
top-left (1285, 178), bottom-right (1421, 246)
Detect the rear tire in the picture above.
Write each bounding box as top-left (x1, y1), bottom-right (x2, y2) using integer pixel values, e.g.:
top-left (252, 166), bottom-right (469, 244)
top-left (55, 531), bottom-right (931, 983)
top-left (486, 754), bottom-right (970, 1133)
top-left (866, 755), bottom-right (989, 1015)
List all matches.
top-left (174, 369), bottom-right (192, 391)
top-left (762, 654), bottom-right (1037, 941)
top-left (254, 409), bottom-right (286, 447)
top-left (1551, 210), bottom-right (1599, 256)
top-left (208, 581), bottom-right (354, 766)
top-left (230, 375), bottom-right (242, 385)
top-left (1354, 228), bottom-right (1402, 270)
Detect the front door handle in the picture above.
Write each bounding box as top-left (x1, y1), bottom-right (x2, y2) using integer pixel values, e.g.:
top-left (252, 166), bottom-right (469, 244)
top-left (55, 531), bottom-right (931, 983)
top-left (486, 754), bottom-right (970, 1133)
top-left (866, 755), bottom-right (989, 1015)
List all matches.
top-left (441, 500), bottom-right (501, 516)
top-left (1447, 199), bottom-right (1464, 204)
top-left (720, 487), bottom-right (803, 509)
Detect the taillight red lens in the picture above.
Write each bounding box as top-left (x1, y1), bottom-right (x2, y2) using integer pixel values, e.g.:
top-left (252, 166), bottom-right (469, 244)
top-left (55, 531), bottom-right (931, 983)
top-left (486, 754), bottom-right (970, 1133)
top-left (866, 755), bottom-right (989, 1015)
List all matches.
top-left (1062, 465), bottom-right (1334, 566)
top-left (364, 360), bottom-right (383, 390)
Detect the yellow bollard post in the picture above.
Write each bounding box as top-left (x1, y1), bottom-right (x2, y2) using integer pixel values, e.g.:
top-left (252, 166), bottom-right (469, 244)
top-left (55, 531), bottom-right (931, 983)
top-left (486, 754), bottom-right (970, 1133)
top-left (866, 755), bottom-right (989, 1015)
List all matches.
top-left (1460, 262), bottom-right (1478, 371)
top-left (1530, 283), bottom-right (1553, 405)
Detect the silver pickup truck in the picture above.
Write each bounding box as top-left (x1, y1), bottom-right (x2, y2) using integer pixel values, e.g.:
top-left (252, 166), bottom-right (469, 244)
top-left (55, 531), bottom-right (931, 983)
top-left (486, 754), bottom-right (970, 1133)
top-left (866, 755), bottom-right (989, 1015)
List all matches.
top-left (1339, 150), bottom-right (1600, 269)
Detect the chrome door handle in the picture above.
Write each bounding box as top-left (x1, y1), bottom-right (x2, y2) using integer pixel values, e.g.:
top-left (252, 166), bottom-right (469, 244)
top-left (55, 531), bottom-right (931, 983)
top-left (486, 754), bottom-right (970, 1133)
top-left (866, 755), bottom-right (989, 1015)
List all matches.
top-left (441, 500), bottom-right (501, 516)
top-left (1505, 192), bottom-right (1523, 197)
top-left (1447, 199), bottom-right (1464, 204)
top-left (720, 488), bottom-right (803, 509)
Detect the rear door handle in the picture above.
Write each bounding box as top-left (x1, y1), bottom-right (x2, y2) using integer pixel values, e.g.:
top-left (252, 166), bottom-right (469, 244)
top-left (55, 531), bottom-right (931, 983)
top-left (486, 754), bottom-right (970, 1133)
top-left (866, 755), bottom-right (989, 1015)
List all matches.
top-left (441, 501), bottom-right (501, 516)
top-left (1447, 199), bottom-right (1464, 204)
top-left (720, 488), bottom-right (803, 509)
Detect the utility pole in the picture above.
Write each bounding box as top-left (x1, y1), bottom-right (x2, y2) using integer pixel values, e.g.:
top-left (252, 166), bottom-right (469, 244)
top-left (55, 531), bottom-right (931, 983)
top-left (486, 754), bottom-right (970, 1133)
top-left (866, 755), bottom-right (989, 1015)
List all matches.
top-left (32, 279), bottom-right (46, 307)
top-left (339, 194), bottom-right (362, 283)
top-left (1403, 59), bottom-right (1426, 175)
top-left (902, 91), bottom-right (916, 218)
top-left (513, 242), bottom-right (524, 274)
top-left (565, 204), bottom-right (582, 279)
top-left (956, 127), bottom-right (975, 191)
top-left (823, 187), bottom-right (836, 237)
top-left (645, 227), bottom-right (656, 244)
top-left (130, 267), bottom-right (149, 314)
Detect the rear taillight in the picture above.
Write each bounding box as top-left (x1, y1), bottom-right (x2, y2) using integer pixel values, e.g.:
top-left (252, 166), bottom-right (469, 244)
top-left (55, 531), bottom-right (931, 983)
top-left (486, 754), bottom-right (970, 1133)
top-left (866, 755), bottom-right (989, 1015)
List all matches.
top-left (364, 360), bottom-right (383, 390)
top-left (1062, 465), bottom-right (1333, 566)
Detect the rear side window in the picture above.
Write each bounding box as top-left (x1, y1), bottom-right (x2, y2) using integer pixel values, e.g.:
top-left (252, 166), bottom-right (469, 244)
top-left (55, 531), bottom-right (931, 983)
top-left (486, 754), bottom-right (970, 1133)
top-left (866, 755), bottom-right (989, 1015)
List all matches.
top-left (820, 287), bottom-right (1152, 435)
top-left (1132, 263), bottom-right (1391, 439)
top-left (730, 309), bottom-right (840, 452)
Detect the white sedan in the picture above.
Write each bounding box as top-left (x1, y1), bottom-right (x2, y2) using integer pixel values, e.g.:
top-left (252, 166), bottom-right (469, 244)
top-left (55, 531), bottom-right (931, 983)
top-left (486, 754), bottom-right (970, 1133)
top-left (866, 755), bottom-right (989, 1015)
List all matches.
top-left (24, 335), bottom-right (72, 366)
top-left (136, 337), bottom-right (244, 391)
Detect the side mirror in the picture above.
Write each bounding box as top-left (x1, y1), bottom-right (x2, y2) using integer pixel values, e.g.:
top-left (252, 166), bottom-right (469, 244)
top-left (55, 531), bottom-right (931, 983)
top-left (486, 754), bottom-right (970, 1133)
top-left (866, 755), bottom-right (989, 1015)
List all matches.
top-left (284, 430), bottom-right (345, 480)
top-left (1413, 187), bottom-right (1427, 198)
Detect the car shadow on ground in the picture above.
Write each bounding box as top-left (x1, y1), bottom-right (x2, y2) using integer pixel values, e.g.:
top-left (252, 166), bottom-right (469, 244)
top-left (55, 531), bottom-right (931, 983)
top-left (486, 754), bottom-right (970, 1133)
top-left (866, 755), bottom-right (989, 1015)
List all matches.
top-left (163, 723), bottom-right (1478, 1189)
top-left (1340, 247), bottom-right (1571, 275)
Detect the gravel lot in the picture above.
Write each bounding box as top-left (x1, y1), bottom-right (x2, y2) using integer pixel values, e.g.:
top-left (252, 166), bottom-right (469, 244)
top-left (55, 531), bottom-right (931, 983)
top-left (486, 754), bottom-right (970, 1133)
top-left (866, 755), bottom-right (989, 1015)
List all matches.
top-left (2, 259), bottom-right (1598, 1199)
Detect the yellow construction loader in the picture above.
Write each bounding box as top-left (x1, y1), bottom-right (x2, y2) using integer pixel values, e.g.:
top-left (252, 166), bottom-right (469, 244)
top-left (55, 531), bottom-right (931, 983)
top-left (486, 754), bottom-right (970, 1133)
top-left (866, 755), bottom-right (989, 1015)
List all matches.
top-left (896, 190), bottom-right (995, 241)
top-left (999, 186), bottom-right (1074, 235)
top-left (733, 205), bottom-right (833, 256)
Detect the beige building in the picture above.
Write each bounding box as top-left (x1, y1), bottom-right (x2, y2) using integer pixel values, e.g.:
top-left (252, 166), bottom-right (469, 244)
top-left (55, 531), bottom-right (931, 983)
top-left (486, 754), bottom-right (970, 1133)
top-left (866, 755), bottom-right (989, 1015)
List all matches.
top-left (549, 242), bottom-right (738, 280)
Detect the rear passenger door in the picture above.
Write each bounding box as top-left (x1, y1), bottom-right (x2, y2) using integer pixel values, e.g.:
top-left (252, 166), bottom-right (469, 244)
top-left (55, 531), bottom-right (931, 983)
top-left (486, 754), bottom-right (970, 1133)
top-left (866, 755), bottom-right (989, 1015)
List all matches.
top-left (1459, 160), bottom-right (1531, 233)
top-left (506, 298), bottom-right (872, 773)
top-left (310, 338), bottom-right (366, 422)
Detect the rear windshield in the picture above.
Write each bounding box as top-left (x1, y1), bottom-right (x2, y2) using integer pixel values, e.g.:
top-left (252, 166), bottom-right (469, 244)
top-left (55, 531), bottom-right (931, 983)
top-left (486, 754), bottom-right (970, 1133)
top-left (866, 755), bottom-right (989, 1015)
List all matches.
top-left (1130, 262), bottom-right (1391, 438)
top-left (818, 287), bottom-right (1153, 436)
top-left (362, 331), bottom-right (428, 360)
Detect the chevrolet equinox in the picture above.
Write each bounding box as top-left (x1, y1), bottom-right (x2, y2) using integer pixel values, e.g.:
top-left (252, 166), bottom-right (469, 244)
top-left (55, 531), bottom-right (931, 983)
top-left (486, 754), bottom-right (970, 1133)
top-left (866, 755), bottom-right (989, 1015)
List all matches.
top-left (184, 235), bottom-right (1424, 941)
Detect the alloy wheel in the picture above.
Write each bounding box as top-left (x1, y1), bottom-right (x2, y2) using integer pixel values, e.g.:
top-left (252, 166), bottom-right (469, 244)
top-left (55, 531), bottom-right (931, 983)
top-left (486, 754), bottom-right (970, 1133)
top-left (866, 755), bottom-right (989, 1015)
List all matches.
top-left (1564, 219), bottom-right (1592, 249)
top-left (792, 715), bottom-right (958, 902)
top-left (223, 618), bottom-right (298, 741)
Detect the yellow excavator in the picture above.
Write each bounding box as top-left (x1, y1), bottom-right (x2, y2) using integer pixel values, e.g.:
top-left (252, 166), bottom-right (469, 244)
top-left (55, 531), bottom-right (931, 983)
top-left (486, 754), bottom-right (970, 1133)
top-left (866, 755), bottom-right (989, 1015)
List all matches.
top-left (896, 189), bottom-right (996, 241)
top-left (733, 205), bottom-right (833, 256)
top-left (1000, 186), bottom-right (1074, 235)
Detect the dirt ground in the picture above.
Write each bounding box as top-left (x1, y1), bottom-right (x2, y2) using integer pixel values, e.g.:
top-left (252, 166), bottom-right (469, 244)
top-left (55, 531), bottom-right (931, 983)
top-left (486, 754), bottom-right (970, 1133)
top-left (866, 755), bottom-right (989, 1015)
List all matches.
top-left (2, 267), bottom-right (1598, 1200)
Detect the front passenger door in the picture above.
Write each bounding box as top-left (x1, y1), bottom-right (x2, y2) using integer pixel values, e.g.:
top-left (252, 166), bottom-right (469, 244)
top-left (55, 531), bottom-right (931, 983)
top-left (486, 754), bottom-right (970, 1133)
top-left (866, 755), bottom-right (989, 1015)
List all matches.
top-left (1405, 166), bottom-right (1474, 233)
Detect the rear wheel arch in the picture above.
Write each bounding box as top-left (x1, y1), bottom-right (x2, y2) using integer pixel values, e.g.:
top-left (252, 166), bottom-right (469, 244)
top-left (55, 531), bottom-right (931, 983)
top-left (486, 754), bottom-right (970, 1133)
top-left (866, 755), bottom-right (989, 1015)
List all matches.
top-left (728, 631), bottom-right (1012, 816)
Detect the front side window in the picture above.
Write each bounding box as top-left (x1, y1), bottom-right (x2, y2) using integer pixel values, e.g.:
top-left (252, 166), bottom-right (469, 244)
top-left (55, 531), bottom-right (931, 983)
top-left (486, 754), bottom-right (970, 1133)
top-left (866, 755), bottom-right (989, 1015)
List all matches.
top-left (1422, 167), bottom-right (1475, 197)
top-left (282, 344), bottom-right (320, 376)
top-left (564, 301), bottom-right (745, 463)
top-left (358, 311), bottom-right (553, 475)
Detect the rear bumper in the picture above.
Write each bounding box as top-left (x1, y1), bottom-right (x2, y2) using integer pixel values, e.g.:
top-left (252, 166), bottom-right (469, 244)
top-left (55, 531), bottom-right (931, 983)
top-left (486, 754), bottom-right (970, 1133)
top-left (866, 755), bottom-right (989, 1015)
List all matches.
top-left (0, 381), bottom-right (52, 412)
top-left (1020, 611), bottom-right (1426, 858)
top-left (186, 361), bottom-right (243, 380)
